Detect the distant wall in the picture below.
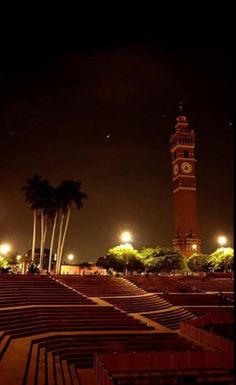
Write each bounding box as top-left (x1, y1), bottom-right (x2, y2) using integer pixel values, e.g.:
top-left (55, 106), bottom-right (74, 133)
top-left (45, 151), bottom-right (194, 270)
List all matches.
top-left (60, 265), bottom-right (107, 275)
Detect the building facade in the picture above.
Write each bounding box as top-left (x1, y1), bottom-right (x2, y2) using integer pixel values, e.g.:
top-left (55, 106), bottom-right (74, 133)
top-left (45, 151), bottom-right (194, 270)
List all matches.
top-left (170, 108), bottom-right (201, 257)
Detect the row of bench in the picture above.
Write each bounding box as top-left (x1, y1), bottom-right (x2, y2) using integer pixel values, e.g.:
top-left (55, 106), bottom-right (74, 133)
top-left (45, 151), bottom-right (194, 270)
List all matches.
top-left (94, 350), bottom-right (234, 385)
top-left (0, 275), bottom-right (93, 308)
top-left (127, 275), bottom-right (194, 292)
top-left (158, 293), bottom-right (233, 306)
top-left (101, 293), bottom-right (171, 312)
top-left (126, 275), bottom-right (234, 293)
top-left (55, 275), bottom-right (146, 296)
top-left (23, 332), bottom-right (199, 385)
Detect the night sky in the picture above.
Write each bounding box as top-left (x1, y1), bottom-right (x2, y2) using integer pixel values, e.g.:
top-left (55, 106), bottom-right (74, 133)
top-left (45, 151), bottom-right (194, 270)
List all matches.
top-left (0, 31), bottom-right (233, 262)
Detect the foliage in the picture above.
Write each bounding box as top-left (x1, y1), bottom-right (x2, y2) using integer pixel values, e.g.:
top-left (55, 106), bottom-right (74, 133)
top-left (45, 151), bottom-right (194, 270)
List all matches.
top-left (96, 244), bottom-right (144, 272)
top-left (97, 245), bottom-right (185, 273)
top-left (23, 175), bottom-right (87, 272)
top-left (96, 254), bottom-right (124, 272)
top-left (209, 247), bottom-right (234, 271)
top-left (139, 246), bottom-right (185, 273)
top-left (0, 256), bottom-right (8, 269)
top-left (187, 254), bottom-right (211, 272)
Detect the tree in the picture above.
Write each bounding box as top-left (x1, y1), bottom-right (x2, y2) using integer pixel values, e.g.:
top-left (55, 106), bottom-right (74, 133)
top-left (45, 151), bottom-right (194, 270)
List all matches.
top-left (209, 247), bottom-right (234, 272)
top-left (187, 254), bottom-right (211, 272)
top-left (0, 256), bottom-right (8, 270)
top-left (97, 244), bottom-right (143, 273)
top-left (139, 246), bottom-right (185, 273)
top-left (96, 255), bottom-right (124, 272)
top-left (22, 175), bottom-right (43, 262)
top-left (45, 187), bottom-right (60, 273)
top-left (23, 175), bottom-right (52, 267)
top-left (56, 181), bottom-right (87, 274)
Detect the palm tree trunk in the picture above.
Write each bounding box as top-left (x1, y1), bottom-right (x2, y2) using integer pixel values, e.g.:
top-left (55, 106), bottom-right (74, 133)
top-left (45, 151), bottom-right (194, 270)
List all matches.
top-left (31, 210), bottom-right (37, 262)
top-left (43, 222), bottom-right (47, 245)
top-left (56, 213), bottom-right (64, 274)
top-left (39, 211), bottom-right (44, 269)
top-left (58, 207), bottom-right (71, 273)
top-left (48, 212), bottom-right (58, 273)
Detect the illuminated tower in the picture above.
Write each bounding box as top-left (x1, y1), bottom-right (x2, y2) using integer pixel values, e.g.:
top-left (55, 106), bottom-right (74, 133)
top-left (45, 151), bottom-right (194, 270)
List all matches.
top-left (170, 103), bottom-right (201, 257)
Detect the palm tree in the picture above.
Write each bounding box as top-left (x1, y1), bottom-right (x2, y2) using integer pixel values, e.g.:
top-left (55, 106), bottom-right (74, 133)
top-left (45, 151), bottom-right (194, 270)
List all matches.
top-left (56, 181), bottom-right (87, 274)
top-left (36, 180), bottom-right (51, 269)
top-left (46, 187), bottom-right (60, 273)
top-left (22, 175), bottom-right (43, 262)
top-left (23, 175), bottom-right (51, 268)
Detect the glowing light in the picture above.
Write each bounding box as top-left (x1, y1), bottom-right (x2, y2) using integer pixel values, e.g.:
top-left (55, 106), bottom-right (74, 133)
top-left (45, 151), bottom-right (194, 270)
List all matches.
top-left (217, 236), bottom-right (227, 246)
top-left (67, 254), bottom-right (74, 261)
top-left (192, 244), bottom-right (197, 250)
top-left (121, 231), bottom-right (132, 243)
top-left (16, 255), bottom-right (22, 261)
top-left (120, 243), bottom-right (133, 250)
top-left (0, 243), bottom-right (11, 255)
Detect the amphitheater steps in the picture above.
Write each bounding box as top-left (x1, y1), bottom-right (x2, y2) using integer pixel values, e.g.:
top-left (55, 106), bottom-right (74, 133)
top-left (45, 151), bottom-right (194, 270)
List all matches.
top-left (24, 342), bottom-right (39, 385)
top-left (0, 337), bottom-right (32, 385)
top-left (69, 363), bottom-right (81, 385)
top-left (0, 334), bottom-right (11, 359)
top-left (77, 368), bottom-right (99, 385)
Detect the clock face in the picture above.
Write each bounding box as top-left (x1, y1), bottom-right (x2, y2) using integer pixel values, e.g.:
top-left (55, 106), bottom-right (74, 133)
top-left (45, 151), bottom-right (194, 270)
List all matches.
top-left (181, 162), bottom-right (192, 174)
top-left (173, 164), bottom-right (178, 176)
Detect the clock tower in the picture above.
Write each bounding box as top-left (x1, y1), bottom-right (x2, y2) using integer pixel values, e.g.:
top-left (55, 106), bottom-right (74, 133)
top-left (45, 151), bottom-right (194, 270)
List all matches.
top-left (170, 104), bottom-right (201, 257)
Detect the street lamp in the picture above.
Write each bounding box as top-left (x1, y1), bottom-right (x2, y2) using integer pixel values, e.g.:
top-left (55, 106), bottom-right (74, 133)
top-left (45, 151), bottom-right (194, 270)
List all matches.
top-left (0, 243), bottom-right (11, 255)
top-left (120, 231), bottom-right (132, 276)
top-left (67, 254), bottom-right (74, 262)
top-left (217, 235), bottom-right (227, 247)
top-left (121, 231), bottom-right (132, 244)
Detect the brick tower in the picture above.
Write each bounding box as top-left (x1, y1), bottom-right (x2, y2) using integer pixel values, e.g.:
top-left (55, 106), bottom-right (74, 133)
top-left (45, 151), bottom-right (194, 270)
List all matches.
top-left (170, 103), bottom-right (201, 257)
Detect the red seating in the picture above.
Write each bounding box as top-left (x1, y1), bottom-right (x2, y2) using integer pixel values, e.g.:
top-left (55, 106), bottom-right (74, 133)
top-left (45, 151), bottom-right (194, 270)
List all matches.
top-left (55, 275), bottom-right (145, 296)
top-left (101, 293), bottom-right (171, 312)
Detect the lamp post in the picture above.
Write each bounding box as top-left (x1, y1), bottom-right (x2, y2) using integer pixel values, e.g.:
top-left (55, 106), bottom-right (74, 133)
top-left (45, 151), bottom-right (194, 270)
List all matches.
top-left (217, 235), bottom-right (227, 253)
top-left (120, 231), bottom-right (132, 276)
top-left (121, 231), bottom-right (132, 244)
top-left (67, 254), bottom-right (74, 263)
top-left (0, 243), bottom-right (11, 256)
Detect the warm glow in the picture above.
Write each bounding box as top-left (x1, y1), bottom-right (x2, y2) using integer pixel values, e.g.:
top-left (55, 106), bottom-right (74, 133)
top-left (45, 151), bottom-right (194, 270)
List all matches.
top-left (192, 244), bottom-right (197, 250)
top-left (67, 254), bottom-right (74, 261)
top-left (218, 235), bottom-right (227, 246)
top-left (0, 243), bottom-right (11, 255)
top-left (120, 243), bottom-right (133, 250)
top-left (16, 255), bottom-right (22, 261)
top-left (121, 231), bottom-right (132, 243)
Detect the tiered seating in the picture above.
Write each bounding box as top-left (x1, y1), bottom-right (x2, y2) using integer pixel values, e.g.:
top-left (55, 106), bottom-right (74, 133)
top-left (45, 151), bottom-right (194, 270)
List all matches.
top-left (127, 275), bottom-right (193, 292)
top-left (0, 275), bottom-right (93, 307)
top-left (94, 350), bottom-right (234, 385)
top-left (158, 293), bottom-right (232, 306)
top-left (146, 308), bottom-right (195, 330)
top-left (23, 332), bottom-right (199, 384)
top-left (203, 323), bottom-right (234, 341)
top-left (0, 306), bottom-right (153, 339)
top-left (101, 293), bottom-right (171, 313)
top-left (56, 275), bottom-right (145, 296)
top-left (0, 274), bottom-right (233, 385)
top-left (174, 277), bottom-right (234, 292)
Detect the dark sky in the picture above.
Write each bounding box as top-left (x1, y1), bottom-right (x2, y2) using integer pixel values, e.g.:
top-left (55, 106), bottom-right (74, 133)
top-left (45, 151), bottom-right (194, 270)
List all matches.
top-left (0, 32), bottom-right (233, 261)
